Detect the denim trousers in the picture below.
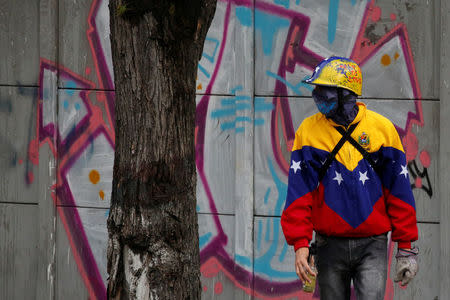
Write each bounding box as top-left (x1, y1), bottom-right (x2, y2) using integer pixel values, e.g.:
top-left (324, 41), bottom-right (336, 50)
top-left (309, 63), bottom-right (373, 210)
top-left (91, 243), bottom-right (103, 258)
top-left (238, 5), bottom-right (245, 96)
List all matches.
top-left (315, 233), bottom-right (388, 300)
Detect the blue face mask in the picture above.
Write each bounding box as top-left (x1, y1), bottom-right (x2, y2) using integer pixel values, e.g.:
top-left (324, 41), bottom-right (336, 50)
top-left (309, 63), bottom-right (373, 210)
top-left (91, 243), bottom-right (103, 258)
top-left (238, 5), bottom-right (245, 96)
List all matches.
top-left (312, 86), bottom-right (358, 126)
top-left (312, 86), bottom-right (339, 117)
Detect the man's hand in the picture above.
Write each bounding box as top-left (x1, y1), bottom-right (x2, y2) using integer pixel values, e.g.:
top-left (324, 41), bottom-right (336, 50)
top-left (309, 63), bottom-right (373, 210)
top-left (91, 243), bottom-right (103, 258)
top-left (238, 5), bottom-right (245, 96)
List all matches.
top-left (394, 248), bottom-right (419, 286)
top-left (295, 247), bottom-right (317, 283)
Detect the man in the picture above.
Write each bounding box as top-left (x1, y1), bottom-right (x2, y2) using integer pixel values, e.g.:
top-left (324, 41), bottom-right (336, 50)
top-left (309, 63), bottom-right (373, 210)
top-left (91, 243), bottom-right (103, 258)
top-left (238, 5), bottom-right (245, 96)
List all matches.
top-left (281, 57), bottom-right (419, 299)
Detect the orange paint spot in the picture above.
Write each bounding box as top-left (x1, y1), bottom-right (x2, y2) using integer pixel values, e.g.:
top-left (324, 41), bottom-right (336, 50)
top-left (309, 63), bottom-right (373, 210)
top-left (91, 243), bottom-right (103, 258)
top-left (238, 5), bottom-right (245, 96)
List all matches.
top-left (85, 67), bottom-right (91, 75)
top-left (371, 6), bottom-right (382, 22)
top-left (214, 282), bottom-right (223, 295)
top-left (203, 286), bottom-right (208, 292)
top-left (99, 190), bottom-right (105, 200)
top-left (197, 83), bottom-right (202, 90)
top-left (18, 159), bottom-right (23, 165)
top-left (390, 13), bottom-right (397, 21)
top-left (381, 54), bottom-right (391, 66)
top-left (394, 52), bottom-right (400, 60)
top-left (89, 170), bottom-right (100, 184)
top-left (195, 126), bottom-right (198, 146)
top-left (415, 177), bottom-right (422, 188)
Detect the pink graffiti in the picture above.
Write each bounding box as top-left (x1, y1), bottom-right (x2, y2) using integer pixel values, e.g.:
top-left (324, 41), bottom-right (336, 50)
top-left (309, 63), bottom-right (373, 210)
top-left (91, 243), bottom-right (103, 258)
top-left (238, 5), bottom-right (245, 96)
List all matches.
top-left (370, 5), bottom-right (382, 23)
top-left (28, 0), bottom-right (114, 298)
top-left (25, 0), bottom-right (425, 299)
top-left (197, 0), bottom-right (424, 299)
top-left (214, 281), bottom-right (223, 294)
top-left (420, 150), bottom-right (431, 168)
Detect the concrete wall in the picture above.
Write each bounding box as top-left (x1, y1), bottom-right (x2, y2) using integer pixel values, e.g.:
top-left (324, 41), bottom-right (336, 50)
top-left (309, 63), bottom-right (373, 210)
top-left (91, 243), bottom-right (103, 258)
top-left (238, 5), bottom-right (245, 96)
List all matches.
top-left (0, 0), bottom-right (443, 299)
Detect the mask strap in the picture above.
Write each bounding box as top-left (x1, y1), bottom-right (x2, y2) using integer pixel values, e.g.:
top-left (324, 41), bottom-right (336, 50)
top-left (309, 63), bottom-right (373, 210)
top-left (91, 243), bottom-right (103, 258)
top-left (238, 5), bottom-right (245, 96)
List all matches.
top-left (337, 88), bottom-right (344, 106)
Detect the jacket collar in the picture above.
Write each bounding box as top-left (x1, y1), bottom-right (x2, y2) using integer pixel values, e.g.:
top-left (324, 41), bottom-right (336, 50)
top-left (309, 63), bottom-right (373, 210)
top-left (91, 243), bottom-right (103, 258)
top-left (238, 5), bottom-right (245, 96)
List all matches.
top-left (325, 102), bottom-right (366, 128)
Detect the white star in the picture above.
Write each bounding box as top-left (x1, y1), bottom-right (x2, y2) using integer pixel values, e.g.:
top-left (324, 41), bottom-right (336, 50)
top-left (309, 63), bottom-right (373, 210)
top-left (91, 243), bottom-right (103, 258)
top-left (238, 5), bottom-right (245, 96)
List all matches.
top-left (359, 171), bottom-right (369, 185)
top-left (332, 171), bottom-right (344, 185)
top-left (290, 160), bottom-right (301, 173)
top-left (399, 165), bottom-right (409, 178)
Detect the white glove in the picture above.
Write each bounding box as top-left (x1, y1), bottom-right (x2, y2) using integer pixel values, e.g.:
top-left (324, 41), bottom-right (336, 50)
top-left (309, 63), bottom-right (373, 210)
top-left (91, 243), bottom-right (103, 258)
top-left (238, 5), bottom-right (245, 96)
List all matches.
top-left (394, 247), bottom-right (419, 286)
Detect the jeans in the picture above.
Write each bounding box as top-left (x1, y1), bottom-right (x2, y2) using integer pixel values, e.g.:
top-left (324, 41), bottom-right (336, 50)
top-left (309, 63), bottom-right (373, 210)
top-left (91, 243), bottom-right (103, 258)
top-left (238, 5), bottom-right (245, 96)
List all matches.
top-left (315, 233), bottom-right (388, 300)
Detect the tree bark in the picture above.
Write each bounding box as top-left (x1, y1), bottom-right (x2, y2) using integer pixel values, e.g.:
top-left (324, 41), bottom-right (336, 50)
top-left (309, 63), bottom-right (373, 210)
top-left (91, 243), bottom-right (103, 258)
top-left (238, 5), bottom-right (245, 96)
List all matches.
top-left (107, 1), bottom-right (216, 299)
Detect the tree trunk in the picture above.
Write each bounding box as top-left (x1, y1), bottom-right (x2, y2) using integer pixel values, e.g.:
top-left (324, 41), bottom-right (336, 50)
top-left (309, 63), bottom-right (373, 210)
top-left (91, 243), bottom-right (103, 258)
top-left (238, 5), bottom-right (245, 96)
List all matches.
top-left (107, 1), bottom-right (216, 299)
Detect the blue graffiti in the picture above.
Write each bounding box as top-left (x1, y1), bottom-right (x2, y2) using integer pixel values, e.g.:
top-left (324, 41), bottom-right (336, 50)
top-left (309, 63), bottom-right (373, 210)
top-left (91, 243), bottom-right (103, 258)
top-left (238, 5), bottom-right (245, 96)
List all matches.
top-left (301, 75), bottom-right (315, 92)
top-left (274, 0), bottom-right (289, 9)
top-left (266, 71), bottom-right (314, 95)
top-left (237, 158), bottom-right (296, 279)
top-left (236, 6), bottom-right (289, 56)
top-left (202, 37), bottom-right (220, 63)
top-left (328, 0), bottom-right (340, 44)
top-left (210, 90), bottom-right (270, 133)
top-left (235, 254), bottom-right (252, 268)
top-left (230, 85), bottom-right (243, 94)
top-left (236, 6), bottom-right (252, 27)
top-left (264, 188), bottom-right (271, 204)
top-left (255, 97), bottom-right (274, 112)
top-left (257, 220), bottom-right (263, 251)
top-left (253, 158), bottom-right (295, 278)
top-left (198, 64), bottom-right (211, 78)
top-left (254, 218), bottom-right (296, 278)
top-left (211, 104), bottom-right (251, 119)
top-left (265, 216), bottom-right (272, 242)
top-left (65, 81), bottom-right (77, 96)
top-left (279, 241), bottom-right (289, 263)
top-left (63, 98), bottom-right (82, 112)
top-left (198, 37), bottom-right (220, 78)
top-left (199, 232), bottom-right (213, 248)
top-left (256, 10), bottom-right (290, 55)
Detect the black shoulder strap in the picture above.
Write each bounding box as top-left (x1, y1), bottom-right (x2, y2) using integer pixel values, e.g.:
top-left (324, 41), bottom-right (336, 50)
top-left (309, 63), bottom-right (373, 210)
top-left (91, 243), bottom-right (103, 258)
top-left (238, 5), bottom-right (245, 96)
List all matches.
top-left (318, 123), bottom-right (358, 182)
top-left (318, 123), bottom-right (380, 182)
top-left (334, 126), bottom-right (380, 173)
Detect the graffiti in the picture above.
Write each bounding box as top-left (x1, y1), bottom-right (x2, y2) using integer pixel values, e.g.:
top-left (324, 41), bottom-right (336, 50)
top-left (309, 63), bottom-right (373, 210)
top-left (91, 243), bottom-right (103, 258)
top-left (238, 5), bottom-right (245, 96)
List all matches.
top-left (29, 58), bottom-right (113, 298)
top-left (409, 157), bottom-right (432, 198)
top-left (21, 0), bottom-right (432, 299)
top-left (196, 0), bottom-right (428, 298)
top-left (24, 0), bottom-right (115, 298)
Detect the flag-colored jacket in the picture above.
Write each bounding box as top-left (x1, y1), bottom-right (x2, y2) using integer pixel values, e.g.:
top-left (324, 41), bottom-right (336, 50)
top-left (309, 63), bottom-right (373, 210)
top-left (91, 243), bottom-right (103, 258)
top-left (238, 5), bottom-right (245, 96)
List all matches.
top-left (281, 102), bottom-right (418, 250)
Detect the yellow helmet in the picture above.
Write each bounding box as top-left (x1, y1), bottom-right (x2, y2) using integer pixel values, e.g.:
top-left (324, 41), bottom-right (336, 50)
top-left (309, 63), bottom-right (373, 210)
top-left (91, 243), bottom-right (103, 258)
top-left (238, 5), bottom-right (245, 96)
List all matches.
top-left (303, 56), bottom-right (362, 96)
